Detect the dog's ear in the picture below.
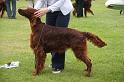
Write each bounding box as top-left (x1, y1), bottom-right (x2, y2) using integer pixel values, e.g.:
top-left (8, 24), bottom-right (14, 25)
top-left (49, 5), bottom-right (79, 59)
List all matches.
top-left (30, 9), bottom-right (41, 26)
top-left (31, 16), bottom-right (38, 26)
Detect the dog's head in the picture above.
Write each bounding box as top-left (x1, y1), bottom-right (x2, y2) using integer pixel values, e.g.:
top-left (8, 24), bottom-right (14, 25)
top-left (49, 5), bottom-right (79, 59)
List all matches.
top-left (18, 8), bottom-right (37, 19)
top-left (18, 8), bottom-right (43, 30)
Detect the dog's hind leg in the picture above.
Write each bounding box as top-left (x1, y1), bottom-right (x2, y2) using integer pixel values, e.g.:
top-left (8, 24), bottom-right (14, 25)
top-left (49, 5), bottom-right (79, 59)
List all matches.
top-left (0, 10), bottom-right (2, 18)
top-left (73, 10), bottom-right (76, 16)
top-left (89, 9), bottom-right (94, 15)
top-left (72, 41), bottom-right (92, 77)
top-left (33, 47), bottom-right (46, 76)
top-left (1, 10), bottom-right (4, 18)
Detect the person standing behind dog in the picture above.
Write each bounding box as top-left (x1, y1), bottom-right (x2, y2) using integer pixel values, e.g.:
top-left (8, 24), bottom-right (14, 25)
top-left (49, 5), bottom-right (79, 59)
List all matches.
top-left (76, 0), bottom-right (84, 17)
top-left (6, 0), bottom-right (16, 19)
top-left (34, 0), bottom-right (73, 73)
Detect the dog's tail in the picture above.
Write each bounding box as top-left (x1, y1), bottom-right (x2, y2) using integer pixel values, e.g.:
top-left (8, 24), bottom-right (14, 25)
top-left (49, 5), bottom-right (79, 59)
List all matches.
top-left (83, 32), bottom-right (107, 48)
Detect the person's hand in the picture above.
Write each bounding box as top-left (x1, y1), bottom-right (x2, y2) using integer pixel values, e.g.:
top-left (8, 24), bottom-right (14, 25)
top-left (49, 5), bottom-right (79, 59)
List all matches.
top-left (34, 8), bottom-right (49, 18)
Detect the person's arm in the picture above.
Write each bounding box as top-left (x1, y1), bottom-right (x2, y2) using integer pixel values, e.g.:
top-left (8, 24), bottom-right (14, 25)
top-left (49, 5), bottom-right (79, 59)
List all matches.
top-left (34, 0), bottom-right (45, 9)
top-left (47, 0), bottom-right (65, 12)
top-left (34, 0), bottom-right (65, 18)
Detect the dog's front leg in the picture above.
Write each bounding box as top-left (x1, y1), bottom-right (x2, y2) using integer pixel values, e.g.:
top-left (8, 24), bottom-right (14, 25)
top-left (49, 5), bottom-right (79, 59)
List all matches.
top-left (33, 47), bottom-right (46, 76)
top-left (0, 10), bottom-right (2, 18)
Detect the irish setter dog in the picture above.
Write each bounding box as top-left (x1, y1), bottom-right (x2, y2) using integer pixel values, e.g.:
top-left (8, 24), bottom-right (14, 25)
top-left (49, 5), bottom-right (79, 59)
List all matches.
top-left (73, 0), bottom-right (94, 17)
top-left (18, 8), bottom-right (106, 77)
top-left (0, 0), bottom-right (6, 18)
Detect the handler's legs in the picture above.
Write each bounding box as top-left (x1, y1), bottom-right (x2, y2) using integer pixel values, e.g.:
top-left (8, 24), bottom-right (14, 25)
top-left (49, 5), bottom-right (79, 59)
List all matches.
top-left (46, 11), bottom-right (70, 73)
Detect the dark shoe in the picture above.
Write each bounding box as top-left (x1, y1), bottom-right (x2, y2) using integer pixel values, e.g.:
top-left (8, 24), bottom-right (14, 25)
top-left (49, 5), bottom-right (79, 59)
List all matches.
top-left (8, 16), bottom-right (12, 19)
top-left (77, 16), bottom-right (83, 18)
top-left (52, 68), bottom-right (63, 74)
top-left (8, 16), bottom-right (16, 19)
top-left (11, 17), bottom-right (16, 19)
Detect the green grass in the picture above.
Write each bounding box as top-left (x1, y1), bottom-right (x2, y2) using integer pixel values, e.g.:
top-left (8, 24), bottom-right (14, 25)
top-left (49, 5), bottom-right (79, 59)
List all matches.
top-left (0, 0), bottom-right (124, 82)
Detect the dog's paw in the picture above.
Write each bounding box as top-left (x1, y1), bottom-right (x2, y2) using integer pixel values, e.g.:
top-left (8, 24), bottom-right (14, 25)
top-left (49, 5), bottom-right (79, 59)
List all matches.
top-left (83, 71), bottom-right (91, 77)
top-left (32, 69), bottom-right (42, 76)
top-left (32, 69), bottom-right (37, 76)
top-left (84, 69), bottom-right (88, 71)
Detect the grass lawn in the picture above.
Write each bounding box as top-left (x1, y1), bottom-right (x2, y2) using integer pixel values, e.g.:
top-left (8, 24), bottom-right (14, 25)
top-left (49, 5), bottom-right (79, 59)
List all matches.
top-left (0, 0), bottom-right (124, 82)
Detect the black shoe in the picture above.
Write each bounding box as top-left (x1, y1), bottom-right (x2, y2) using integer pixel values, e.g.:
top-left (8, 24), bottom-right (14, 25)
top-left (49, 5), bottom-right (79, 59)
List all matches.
top-left (11, 17), bottom-right (16, 19)
top-left (8, 17), bottom-right (16, 19)
top-left (8, 16), bottom-right (12, 19)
